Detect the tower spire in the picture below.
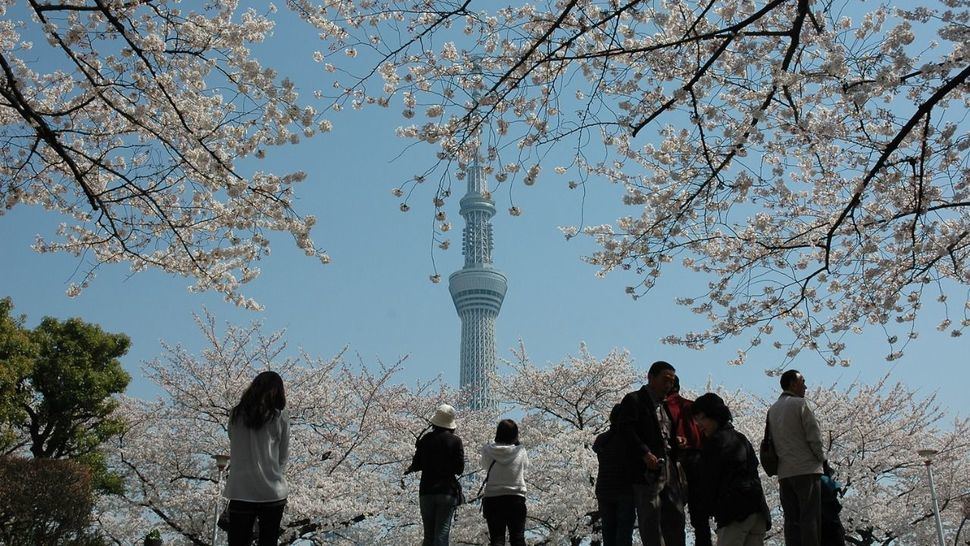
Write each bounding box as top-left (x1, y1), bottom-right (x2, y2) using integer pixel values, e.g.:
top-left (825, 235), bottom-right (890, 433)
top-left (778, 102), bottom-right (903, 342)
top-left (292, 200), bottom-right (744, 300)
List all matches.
top-left (448, 59), bottom-right (507, 410)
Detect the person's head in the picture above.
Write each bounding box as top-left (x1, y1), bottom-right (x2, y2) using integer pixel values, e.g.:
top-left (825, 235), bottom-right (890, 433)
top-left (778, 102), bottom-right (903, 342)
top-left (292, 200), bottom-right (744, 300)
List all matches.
top-left (231, 370), bottom-right (286, 429)
top-left (780, 370), bottom-right (807, 397)
top-left (691, 392), bottom-right (732, 436)
top-left (429, 404), bottom-right (457, 431)
top-left (670, 375), bottom-right (681, 395)
top-left (494, 419), bottom-right (520, 445)
top-left (608, 404), bottom-right (623, 428)
top-left (647, 361), bottom-right (677, 398)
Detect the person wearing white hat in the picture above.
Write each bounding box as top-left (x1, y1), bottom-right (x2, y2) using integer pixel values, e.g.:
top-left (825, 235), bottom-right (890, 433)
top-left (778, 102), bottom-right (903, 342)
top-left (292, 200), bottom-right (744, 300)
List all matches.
top-left (406, 404), bottom-right (465, 545)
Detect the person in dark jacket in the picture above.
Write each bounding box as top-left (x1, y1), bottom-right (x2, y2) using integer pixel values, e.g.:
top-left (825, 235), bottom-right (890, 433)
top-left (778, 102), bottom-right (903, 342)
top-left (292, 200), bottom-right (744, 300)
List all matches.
top-left (406, 404), bottom-right (465, 546)
top-left (692, 393), bottom-right (771, 546)
top-left (617, 360), bottom-right (686, 546)
top-left (667, 376), bottom-right (712, 546)
top-left (820, 461), bottom-right (846, 546)
top-left (593, 404), bottom-right (636, 546)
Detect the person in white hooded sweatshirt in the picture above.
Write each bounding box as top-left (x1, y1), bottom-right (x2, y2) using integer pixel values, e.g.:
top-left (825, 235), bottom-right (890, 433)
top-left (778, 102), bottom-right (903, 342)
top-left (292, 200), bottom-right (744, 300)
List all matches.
top-left (480, 419), bottom-right (530, 546)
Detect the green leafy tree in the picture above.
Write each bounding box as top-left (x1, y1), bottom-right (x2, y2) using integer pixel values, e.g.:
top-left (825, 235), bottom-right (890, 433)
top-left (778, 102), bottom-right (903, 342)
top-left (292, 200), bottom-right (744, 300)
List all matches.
top-left (0, 300), bottom-right (131, 492)
top-left (25, 316), bottom-right (131, 461)
top-left (0, 298), bottom-right (35, 452)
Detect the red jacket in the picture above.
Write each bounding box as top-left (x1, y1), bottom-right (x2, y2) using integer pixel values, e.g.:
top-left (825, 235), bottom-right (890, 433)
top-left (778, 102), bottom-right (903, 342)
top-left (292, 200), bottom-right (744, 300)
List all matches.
top-left (666, 393), bottom-right (704, 451)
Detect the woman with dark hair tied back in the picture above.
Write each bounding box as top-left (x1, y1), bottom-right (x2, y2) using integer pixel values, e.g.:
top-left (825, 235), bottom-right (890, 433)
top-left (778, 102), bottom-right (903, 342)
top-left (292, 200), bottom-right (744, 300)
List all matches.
top-left (692, 393), bottom-right (771, 546)
top-left (224, 371), bottom-right (289, 546)
top-left (480, 419), bottom-right (529, 546)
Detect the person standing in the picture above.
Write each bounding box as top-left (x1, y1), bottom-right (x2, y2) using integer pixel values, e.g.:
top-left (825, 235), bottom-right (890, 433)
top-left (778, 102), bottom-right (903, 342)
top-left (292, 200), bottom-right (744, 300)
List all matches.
top-left (224, 371), bottom-right (290, 546)
top-left (406, 404), bottom-right (465, 546)
top-left (768, 370), bottom-right (824, 546)
top-left (593, 404), bottom-right (636, 546)
top-left (617, 361), bottom-right (686, 546)
top-left (820, 461), bottom-right (847, 546)
top-left (666, 376), bottom-right (712, 546)
top-left (692, 393), bottom-right (771, 546)
top-left (480, 419), bottom-right (529, 546)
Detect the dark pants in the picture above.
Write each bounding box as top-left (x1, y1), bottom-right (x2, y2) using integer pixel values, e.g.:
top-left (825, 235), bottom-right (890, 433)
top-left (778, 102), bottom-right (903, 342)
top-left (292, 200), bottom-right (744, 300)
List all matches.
top-left (779, 474), bottom-right (821, 546)
top-left (633, 480), bottom-right (685, 546)
top-left (482, 495), bottom-right (526, 546)
top-left (597, 493), bottom-right (636, 546)
top-left (227, 499), bottom-right (286, 546)
top-left (681, 451), bottom-right (712, 546)
top-left (419, 493), bottom-right (458, 545)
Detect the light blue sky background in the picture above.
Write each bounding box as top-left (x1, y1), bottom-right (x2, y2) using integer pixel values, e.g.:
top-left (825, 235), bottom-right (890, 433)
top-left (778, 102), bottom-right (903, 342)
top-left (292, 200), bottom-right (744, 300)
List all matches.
top-left (1, 4), bottom-right (966, 414)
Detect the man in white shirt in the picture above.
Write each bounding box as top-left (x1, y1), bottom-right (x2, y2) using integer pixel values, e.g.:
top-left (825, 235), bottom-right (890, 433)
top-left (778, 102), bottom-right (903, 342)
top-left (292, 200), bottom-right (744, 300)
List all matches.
top-left (768, 370), bottom-right (824, 546)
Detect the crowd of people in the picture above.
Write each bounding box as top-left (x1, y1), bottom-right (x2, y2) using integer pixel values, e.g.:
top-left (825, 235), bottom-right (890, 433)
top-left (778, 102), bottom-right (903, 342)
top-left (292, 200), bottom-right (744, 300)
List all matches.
top-left (217, 363), bottom-right (847, 546)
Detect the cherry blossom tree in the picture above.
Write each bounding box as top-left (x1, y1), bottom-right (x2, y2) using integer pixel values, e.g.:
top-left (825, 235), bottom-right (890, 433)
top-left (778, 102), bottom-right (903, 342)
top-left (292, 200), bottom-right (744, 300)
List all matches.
top-left (95, 312), bottom-right (448, 545)
top-left (298, 0), bottom-right (969, 365)
top-left (0, 1), bottom-right (327, 308)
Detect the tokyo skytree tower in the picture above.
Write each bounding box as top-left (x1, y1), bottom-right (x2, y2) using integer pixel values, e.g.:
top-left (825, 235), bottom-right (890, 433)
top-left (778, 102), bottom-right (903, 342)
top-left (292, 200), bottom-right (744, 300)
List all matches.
top-left (448, 147), bottom-right (507, 410)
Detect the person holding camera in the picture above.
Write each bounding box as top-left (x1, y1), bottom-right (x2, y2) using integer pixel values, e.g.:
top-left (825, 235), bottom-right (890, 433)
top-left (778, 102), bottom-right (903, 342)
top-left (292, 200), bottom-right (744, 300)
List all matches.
top-left (480, 419), bottom-right (529, 546)
top-left (617, 361), bottom-right (686, 546)
top-left (406, 404), bottom-right (465, 546)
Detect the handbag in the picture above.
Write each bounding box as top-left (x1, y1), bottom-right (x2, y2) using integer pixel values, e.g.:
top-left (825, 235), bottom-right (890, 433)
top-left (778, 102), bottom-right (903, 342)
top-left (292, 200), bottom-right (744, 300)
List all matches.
top-left (759, 411), bottom-right (779, 476)
top-left (217, 505), bottom-right (230, 532)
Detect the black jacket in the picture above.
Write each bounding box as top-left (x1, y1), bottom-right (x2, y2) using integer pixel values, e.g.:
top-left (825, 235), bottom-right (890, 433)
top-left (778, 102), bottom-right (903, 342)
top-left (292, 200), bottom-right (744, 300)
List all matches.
top-left (699, 424), bottom-right (771, 529)
top-left (410, 428), bottom-right (465, 495)
top-left (592, 427), bottom-right (633, 498)
top-left (617, 385), bottom-right (676, 483)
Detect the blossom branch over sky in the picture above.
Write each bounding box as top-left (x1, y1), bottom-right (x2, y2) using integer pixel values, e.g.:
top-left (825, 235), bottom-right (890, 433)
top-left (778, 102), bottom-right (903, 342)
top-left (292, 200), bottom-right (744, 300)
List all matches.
top-left (300, 0), bottom-right (969, 366)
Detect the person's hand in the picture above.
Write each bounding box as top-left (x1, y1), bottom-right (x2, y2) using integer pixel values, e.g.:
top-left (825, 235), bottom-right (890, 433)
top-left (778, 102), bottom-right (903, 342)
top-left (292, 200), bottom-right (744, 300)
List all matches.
top-left (676, 435), bottom-right (688, 449)
top-left (644, 451), bottom-right (660, 470)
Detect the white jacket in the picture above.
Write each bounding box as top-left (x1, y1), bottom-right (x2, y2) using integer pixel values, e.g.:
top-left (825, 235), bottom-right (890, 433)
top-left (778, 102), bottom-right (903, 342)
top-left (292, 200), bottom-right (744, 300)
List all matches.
top-left (480, 442), bottom-right (529, 498)
top-left (768, 393), bottom-right (824, 479)
top-left (224, 409), bottom-right (290, 502)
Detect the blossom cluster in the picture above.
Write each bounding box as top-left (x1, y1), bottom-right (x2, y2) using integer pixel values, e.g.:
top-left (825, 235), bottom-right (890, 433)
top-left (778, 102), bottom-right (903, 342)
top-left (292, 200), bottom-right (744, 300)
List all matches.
top-left (0, 1), bottom-right (328, 308)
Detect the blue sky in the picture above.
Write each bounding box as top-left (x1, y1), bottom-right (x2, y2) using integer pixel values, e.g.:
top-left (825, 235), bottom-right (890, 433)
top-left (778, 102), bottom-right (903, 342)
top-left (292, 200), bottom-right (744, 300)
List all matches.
top-left (1, 4), bottom-right (966, 414)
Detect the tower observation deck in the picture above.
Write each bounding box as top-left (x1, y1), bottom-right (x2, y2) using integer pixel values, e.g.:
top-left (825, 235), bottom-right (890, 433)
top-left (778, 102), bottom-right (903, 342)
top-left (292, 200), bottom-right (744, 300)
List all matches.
top-left (449, 152), bottom-right (507, 410)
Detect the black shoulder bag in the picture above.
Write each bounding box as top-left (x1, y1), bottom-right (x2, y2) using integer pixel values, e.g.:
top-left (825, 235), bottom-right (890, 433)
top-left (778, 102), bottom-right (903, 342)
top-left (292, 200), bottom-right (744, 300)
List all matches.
top-left (759, 411), bottom-right (779, 476)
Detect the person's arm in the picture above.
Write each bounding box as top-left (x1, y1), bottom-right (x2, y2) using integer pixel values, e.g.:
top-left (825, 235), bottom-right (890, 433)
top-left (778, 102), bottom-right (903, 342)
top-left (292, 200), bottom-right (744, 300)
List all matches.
top-left (454, 437), bottom-right (465, 477)
top-left (617, 392), bottom-right (650, 459)
top-left (278, 410), bottom-right (290, 470)
top-left (405, 438), bottom-right (422, 474)
top-left (801, 401), bottom-right (825, 463)
top-left (479, 445), bottom-right (492, 469)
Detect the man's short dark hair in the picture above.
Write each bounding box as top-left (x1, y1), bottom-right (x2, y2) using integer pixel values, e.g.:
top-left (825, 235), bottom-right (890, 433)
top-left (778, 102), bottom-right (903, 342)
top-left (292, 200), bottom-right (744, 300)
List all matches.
top-left (780, 369), bottom-right (802, 391)
top-left (648, 361), bottom-right (675, 377)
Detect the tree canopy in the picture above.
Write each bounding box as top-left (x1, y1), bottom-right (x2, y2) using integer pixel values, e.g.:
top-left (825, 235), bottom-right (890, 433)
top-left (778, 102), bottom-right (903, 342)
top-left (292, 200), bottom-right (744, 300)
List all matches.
top-left (0, 298), bottom-right (130, 491)
top-left (300, 0), bottom-right (969, 365)
top-left (2, 0), bottom-right (967, 362)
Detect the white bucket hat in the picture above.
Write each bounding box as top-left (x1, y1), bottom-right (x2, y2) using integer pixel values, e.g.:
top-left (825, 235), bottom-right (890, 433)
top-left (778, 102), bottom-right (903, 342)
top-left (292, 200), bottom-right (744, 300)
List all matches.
top-left (429, 404), bottom-right (457, 430)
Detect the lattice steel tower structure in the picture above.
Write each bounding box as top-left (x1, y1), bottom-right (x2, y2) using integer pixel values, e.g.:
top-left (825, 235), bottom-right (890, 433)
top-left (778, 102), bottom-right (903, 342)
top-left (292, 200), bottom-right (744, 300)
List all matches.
top-left (448, 148), bottom-right (507, 410)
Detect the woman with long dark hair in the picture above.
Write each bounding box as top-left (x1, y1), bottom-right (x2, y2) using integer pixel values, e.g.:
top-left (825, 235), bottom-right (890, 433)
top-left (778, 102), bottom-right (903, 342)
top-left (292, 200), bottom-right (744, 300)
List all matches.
top-left (480, 419), bottom-right (529, 546)
top-left (224, 371), bottom-right (289, 546)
